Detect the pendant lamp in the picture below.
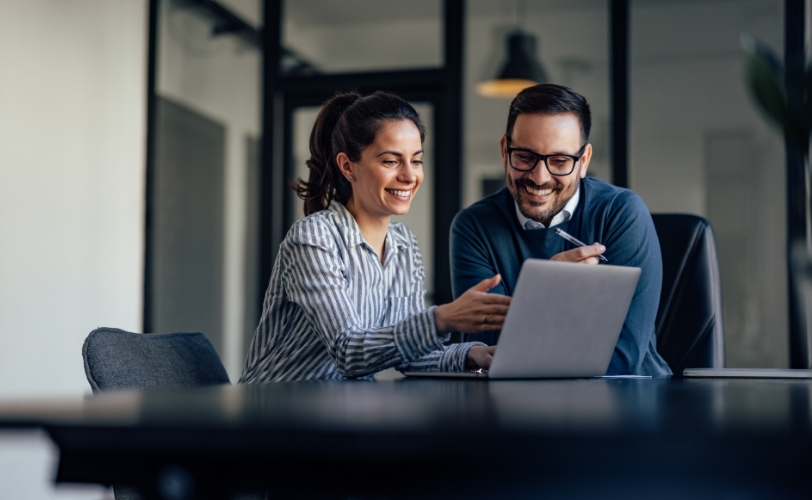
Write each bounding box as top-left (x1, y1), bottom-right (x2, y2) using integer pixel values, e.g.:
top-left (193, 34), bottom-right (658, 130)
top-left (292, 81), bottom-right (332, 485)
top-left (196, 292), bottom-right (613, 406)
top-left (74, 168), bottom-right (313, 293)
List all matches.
top-left (476, 31), bottom-right (547, 98)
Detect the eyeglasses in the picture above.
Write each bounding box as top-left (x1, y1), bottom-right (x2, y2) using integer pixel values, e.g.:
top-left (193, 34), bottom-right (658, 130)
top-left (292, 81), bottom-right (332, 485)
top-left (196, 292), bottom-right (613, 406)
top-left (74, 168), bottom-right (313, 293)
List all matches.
top-left (506, 137), bottom-right (587, 176)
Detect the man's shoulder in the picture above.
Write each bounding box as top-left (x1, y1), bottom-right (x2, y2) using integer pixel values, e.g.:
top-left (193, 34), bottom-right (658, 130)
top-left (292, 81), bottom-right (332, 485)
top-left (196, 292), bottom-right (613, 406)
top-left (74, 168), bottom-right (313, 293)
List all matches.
top-left (583, 177), bottom-right (648, 216)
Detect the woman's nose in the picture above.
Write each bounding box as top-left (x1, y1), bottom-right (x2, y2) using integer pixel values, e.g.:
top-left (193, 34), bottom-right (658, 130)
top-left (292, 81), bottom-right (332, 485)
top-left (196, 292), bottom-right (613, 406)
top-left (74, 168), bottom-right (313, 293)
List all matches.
top-left (399, 163), bottom-right (418, 182)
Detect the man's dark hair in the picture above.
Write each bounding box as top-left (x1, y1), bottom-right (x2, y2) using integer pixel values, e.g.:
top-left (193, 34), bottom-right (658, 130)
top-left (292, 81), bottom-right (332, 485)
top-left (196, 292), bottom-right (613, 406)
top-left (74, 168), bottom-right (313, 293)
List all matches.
top-left (506, 84), bottom-right (592, 143)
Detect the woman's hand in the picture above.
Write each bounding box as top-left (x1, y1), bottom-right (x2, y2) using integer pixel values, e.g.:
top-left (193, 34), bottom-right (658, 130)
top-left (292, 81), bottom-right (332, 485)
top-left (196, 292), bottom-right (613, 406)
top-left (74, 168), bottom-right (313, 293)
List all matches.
top-left (465, 345), bottom-right (496, 371)
top-left (434, 275), bottom-right (511, 334)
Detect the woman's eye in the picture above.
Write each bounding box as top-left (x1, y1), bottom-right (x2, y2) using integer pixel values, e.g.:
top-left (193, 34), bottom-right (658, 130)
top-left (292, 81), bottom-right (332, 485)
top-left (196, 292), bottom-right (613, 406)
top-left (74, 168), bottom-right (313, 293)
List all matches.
top-left (383, 160), bottom-right (398, 167)
top-left (412, 160), bottom-right (423, 167)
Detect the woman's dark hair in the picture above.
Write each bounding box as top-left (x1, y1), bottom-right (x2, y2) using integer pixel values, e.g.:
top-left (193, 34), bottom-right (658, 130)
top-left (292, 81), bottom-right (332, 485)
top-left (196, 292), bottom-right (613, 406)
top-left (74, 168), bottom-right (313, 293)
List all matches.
top-left (296, 91), bottom-right (425, 216)
top-left (506, 84), bottom-right (592, 144)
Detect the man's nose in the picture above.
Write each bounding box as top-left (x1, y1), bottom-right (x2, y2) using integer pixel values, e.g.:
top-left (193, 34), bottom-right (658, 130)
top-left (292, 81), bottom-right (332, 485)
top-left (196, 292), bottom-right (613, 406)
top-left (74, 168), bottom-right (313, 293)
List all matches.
top-left (528, 160), bottom-right (552, 185)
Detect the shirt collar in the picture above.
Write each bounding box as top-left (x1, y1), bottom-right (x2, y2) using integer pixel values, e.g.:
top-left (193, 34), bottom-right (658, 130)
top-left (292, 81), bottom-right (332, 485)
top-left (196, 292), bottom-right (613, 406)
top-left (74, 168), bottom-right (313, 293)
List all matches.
top-left (514, 185), bottom-right (581, 230)
top-left (327, 200), bottom-right (409, 252)
top-left (328, 201), bottom-right (365, 248)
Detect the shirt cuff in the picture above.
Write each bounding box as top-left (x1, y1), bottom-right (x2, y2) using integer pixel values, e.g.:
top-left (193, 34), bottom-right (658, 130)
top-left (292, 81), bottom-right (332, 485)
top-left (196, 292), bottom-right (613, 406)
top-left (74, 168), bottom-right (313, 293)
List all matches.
top-left (439, 341), bottom-right (487, 372)
top-left (392, 305), bottom-right (446, 362)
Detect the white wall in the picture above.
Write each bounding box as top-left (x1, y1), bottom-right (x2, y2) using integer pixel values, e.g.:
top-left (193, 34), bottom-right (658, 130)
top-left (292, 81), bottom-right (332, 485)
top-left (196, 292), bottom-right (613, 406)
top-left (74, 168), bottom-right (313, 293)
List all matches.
top-left (0, 0), bottom-right (147, 398)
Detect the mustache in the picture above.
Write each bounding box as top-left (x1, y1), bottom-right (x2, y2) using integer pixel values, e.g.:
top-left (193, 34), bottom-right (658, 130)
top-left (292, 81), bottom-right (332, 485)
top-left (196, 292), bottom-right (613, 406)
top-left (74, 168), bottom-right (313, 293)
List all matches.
top-left (514, 178), bottom-right (562, 192)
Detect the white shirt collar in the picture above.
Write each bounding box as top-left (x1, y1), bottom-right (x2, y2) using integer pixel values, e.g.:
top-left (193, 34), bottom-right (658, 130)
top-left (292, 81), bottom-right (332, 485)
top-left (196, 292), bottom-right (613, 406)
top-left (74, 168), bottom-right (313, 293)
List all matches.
top-left (514, 185), bottom-right (580, 230)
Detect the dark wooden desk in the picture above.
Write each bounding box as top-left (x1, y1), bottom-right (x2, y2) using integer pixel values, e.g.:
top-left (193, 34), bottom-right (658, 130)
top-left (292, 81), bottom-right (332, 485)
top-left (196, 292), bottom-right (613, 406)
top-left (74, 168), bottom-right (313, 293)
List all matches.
top-left (1, 378), bottom-right (811, 499)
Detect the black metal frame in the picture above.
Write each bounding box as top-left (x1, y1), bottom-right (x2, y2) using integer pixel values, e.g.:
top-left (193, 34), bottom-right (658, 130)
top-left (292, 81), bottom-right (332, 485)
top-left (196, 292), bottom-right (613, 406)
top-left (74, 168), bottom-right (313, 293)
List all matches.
top-left (610, 0), bottom-right (629, 189)
top-left (259, 0), bottom-right (464, 308)
top-left (143, 0), bottom-right (159, 332)
top-left (785, 0), bottom-right (807, 369)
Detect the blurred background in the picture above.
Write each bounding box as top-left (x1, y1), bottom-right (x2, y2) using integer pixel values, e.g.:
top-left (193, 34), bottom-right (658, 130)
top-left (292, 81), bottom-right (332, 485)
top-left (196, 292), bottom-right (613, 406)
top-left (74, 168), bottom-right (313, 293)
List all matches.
top-left (0, 0), bottom-right (806, 496)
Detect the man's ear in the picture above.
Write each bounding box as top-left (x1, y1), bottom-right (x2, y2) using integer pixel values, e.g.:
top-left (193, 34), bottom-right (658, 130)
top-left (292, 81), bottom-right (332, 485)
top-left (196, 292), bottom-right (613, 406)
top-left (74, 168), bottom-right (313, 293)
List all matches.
top-left (578, 143), bottom-right (592, 179)
top-left (500, 134), bottom-right (509, 168)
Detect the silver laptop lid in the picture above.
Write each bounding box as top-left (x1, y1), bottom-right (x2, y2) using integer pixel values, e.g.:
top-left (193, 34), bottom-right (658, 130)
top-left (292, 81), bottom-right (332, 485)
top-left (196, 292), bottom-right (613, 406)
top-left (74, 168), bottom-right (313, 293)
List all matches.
top-left (488, 259), bottom-right (641, 379)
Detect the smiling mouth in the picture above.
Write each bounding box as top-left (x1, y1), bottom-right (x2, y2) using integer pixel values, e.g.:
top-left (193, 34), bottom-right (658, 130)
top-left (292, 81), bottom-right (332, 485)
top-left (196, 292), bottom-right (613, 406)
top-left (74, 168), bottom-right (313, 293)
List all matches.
top-left (524, 185), bottom-right (554, 197)
top-left (386, 189), bottom-right (411, 198)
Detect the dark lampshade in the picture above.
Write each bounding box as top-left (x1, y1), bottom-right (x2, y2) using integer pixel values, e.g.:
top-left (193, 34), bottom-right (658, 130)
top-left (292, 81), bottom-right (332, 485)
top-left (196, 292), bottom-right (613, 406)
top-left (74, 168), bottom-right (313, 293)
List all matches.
top-left (477, 31), bottom-right (547, 98)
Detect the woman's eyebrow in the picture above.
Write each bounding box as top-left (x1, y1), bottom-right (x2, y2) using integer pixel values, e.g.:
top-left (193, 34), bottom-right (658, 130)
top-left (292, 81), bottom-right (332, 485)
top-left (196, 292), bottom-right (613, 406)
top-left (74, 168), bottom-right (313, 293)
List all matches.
top-left (375, 150), bottom-right (424, 157)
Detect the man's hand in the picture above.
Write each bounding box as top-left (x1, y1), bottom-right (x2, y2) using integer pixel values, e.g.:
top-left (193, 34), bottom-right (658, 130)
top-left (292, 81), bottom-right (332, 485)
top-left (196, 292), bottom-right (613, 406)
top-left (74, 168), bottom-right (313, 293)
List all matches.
top-left (465, 345), bottom-right (496, 371)
top-left (551, 243), bottom-right (605, 265)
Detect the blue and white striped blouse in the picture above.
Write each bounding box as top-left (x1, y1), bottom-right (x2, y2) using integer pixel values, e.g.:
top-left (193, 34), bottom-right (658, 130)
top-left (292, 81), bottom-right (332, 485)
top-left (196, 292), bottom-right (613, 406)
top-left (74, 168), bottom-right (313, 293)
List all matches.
top-left (240, 201), bottom-right (477, 383)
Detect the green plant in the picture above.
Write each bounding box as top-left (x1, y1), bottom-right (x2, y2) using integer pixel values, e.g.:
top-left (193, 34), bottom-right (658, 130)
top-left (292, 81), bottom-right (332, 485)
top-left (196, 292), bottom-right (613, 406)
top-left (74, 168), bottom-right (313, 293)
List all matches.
top-left (742, 33), bottom-right (812, 152)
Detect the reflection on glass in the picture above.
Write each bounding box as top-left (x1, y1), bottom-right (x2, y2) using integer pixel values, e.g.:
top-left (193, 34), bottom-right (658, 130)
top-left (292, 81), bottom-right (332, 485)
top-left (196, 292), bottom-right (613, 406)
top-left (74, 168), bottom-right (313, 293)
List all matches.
top-left (282, 0), bottom-right (442, 74)
top-left (630, 0), bottom-right (786, 368)
top-left (488, 380), bottom-right (624, 430)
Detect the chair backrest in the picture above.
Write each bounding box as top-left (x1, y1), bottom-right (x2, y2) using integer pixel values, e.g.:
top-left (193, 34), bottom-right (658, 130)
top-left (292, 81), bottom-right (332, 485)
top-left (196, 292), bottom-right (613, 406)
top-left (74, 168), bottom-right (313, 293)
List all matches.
top-left (82, 327), bottom-right (230, 393)
top-left (651, 214), bottom-right (725, 373)
top-left (791, 242), bottom-right (812, 369)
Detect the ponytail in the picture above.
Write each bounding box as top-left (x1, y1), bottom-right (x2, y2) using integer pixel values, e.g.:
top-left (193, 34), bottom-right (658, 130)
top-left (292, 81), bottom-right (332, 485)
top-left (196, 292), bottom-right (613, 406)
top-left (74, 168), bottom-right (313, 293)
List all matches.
top-left (295, 91), bottom-right (425, 216)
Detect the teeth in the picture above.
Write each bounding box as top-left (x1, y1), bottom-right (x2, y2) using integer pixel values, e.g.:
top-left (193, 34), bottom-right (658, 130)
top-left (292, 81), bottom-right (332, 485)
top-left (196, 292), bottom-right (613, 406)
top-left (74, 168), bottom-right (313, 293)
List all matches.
top-left (526, 186), bottom-right (552, 196)
top-left (387, 189), bottom-right (411, 197)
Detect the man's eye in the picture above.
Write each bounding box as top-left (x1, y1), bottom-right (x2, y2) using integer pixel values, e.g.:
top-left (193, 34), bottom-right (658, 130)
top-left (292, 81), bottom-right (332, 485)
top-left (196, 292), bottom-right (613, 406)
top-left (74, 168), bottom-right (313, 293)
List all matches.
top-left (517, 154), bottom-right (536, 163)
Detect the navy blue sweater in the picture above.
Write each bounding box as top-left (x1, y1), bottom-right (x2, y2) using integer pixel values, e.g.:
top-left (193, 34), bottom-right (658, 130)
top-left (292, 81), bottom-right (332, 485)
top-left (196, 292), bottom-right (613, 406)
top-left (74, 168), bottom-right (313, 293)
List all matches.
top-left (450, 178), bottom-right (672, 376)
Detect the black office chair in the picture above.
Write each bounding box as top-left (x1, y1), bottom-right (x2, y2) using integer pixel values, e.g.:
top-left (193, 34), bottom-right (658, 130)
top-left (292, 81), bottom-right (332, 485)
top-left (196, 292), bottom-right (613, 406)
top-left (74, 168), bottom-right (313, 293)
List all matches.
top-left (651, 214), bottom-right (725, 374)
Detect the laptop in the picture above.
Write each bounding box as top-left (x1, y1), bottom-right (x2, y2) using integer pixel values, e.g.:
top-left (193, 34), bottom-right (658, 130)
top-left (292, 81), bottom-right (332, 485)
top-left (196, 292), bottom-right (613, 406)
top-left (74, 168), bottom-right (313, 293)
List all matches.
top-left (404, 259), bottom-right (641, 379)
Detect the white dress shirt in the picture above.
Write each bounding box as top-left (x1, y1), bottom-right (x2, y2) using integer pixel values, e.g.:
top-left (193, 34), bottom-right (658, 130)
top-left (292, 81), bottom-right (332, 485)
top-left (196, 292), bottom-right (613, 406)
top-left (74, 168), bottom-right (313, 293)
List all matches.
top-left (514, 186), bottom-right (581, 230)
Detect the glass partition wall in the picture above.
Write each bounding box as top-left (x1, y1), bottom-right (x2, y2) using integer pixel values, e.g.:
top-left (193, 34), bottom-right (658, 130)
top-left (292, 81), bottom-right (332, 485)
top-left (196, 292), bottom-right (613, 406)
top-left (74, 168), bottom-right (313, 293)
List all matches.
top-left (464, 0), bottom-right (787, 368)
top-left (464, 0), bottom-right (611, 207)
top-left (146, 0), bottom-right (799, 377)
top-left (629, 0), bottom-right (786, 368)
top-left (262, 0), bottom-right (462, 314)
top-left (147, 0), bottom-right (263, 381)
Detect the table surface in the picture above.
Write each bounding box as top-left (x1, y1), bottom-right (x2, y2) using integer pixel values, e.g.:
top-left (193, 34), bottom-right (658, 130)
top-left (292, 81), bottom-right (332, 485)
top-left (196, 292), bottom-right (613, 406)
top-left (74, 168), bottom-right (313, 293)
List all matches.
top-left (1, 377), bottom-right (811, 498)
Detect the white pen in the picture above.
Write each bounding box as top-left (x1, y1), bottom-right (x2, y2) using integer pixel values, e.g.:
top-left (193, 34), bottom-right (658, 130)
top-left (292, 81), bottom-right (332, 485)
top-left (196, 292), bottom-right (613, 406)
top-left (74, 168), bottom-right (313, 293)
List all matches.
top-left (554, 227), bottom-right (609, 263)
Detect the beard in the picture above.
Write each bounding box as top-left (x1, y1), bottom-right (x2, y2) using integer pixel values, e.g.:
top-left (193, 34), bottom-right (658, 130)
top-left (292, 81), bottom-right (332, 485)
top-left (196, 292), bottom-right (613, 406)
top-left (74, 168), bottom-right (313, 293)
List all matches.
top-left (506, 173), bottom-right (576, 226)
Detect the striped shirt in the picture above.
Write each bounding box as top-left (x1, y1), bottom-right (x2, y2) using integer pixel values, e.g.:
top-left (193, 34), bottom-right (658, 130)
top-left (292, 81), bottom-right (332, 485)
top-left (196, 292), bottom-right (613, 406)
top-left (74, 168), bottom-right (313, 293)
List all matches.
top-left (240, 201), bottom-right (478, 383)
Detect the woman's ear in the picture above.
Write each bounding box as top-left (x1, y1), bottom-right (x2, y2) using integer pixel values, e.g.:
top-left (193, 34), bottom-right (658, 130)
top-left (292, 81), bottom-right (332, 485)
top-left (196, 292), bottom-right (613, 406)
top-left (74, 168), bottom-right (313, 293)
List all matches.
top-left (336, 153), bottom-right (354, 181)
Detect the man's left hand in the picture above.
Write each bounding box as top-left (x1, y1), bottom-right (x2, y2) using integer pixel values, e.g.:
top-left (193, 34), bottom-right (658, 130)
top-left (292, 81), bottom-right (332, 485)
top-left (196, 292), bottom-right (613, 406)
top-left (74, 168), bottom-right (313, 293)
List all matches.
top-left (551, 243), bottom-right (605, 265)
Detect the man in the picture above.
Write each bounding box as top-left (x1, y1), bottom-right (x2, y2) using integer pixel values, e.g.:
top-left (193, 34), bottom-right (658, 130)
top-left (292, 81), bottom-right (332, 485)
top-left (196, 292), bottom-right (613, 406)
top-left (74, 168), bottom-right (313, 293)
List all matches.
top-left (450, 84), bottom-right (671, 376)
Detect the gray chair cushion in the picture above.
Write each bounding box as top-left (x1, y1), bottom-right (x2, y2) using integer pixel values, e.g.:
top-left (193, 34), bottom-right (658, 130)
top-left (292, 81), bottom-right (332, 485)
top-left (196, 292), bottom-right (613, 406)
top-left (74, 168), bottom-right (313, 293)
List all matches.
top-left (83, 327), bottom-right (230, 393)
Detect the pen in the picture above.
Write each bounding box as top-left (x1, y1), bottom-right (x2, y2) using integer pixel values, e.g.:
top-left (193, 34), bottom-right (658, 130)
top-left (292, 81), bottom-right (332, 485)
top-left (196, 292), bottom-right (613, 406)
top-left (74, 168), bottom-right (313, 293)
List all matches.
top-left (554, 228), bottom-right (609, 263)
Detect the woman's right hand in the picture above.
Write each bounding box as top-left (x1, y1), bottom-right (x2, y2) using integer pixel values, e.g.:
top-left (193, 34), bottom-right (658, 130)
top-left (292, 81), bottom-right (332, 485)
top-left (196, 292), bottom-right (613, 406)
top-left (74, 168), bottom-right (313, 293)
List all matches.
top-left (434, 275), bottom-right (511, 334)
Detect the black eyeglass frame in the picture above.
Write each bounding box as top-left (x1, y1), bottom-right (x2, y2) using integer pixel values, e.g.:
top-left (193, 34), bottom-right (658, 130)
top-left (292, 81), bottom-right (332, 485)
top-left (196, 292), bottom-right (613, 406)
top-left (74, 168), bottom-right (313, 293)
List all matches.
top-left (506, 137), bottom-right (588, 176)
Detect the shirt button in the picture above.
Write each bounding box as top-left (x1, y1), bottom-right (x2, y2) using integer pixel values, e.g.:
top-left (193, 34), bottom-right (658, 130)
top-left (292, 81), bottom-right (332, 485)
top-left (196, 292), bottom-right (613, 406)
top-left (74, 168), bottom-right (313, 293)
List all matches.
top-left (377, 285), bottom-right (383, 291)
top-left (374, 323), bottom-right (380, 327)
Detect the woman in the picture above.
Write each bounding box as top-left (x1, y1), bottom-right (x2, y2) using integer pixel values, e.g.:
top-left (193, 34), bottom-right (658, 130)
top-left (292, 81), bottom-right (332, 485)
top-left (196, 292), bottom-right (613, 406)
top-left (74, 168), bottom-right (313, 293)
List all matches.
top-left (240, 91), bottom-right (510, 383)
